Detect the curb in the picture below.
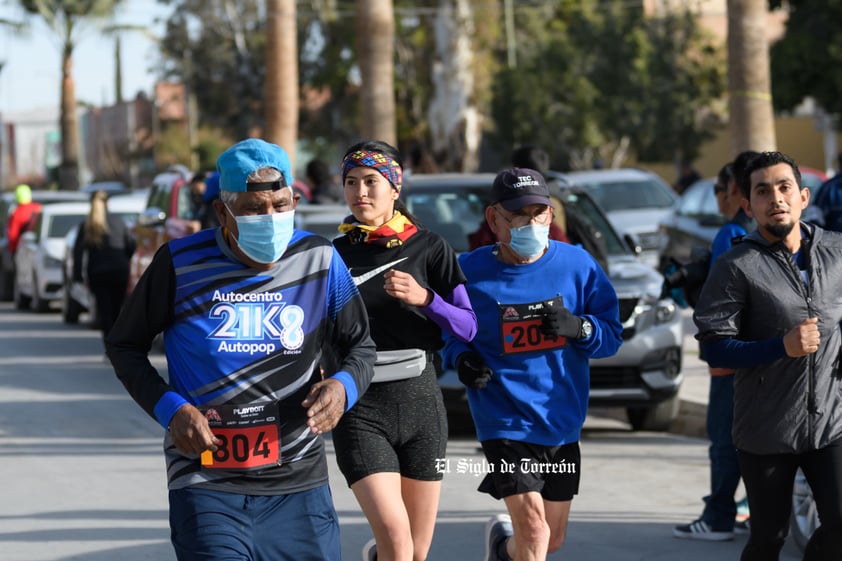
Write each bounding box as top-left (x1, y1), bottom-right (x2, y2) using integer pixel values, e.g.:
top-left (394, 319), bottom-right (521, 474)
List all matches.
top-left (670, 398), bottom-right (707, 439)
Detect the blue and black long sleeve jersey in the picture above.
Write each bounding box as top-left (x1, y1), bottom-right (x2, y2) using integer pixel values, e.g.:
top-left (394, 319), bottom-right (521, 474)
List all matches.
top-left (106, 227), bottom-right (375, 494)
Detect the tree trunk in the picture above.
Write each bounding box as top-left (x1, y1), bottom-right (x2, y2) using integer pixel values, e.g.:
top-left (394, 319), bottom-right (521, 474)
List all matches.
top-left (115, 35), bottom-right (123, 105)
top-left (59, 41), bottom-right (80, 190)
top-left (428, 0), bottom-right (481, 172)
top-left (355, 0), bottom-right (397, 146)
top-left (727, 0), bottom-right (776, 155)
top-left (264, 0), bottom-right (299, 170)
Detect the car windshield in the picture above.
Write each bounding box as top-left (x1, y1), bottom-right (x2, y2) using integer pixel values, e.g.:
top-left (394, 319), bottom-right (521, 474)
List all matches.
top-left (678, 178), bottom-right (721, 217)
top-left (556, 191), bottom-right (627, 255)
top-left (578, 178), bottom-right (676, 212)
top-left (404, 191), bottom-right (486, 253)
top-left (176, 183), bottom-right (195, 219)
top-left (146, 182), bottom-right (172, 219)
top-left (48, 214), bottom-right (86, 238)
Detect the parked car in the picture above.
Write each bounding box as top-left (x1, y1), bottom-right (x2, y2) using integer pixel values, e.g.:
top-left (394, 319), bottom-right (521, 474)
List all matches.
top-left (128, 165), bottom-right (196, 293)
top-left (294, 203), bottom-right (349, 241)
top-left (800, 167), bottom-right (836, 229)
top-left (401, 173), bottom-right (684, 432)
top-left (0, 189), bottom-right (89, 301)
top-left (658, 167), bottom-right (828, 269)
top-left (13, 202), bottom-right (90, 312)
top-left (657, 177), bottom-right (722, 269)
top-left (80, 180), bottom-right (129, 194)
top-left (561, 168), bottom-right (679, 269)
top-left (61, 190), bottom-right (148, 325)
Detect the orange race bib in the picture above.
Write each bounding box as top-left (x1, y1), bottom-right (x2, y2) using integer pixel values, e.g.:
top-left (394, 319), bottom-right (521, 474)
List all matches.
top-left (499, 297), bottom-right (568, 354)
top-left (199, 403), bottom-right (281, 471)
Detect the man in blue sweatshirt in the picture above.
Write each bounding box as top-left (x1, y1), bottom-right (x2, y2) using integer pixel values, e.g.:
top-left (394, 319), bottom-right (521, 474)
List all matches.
top-left (443, 168), bottom-right (623, 561)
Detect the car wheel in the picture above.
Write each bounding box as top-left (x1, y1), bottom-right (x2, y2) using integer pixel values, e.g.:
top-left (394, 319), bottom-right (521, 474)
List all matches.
top-left (32, 274), bottom-right (49, 313)
top-left (626, 395), bottom-right (680, 431)
top-left (0, 268), bottom-right (14, 301)
top-left (62, 284), bottom-right (82, 324)
top-left (790, 468), bottom-right (817, 553)
top-left (13, 279), bottom-right (31, 310)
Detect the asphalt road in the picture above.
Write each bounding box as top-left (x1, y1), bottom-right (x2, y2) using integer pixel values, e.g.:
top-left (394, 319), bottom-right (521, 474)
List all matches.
top-left (0, 303), bottom-right (801, 561)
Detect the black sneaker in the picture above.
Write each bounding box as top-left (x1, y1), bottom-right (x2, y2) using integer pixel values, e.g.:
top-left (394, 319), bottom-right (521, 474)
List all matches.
top-left (672, 519), bottom-right (734, 541)
top-left (734, 519), bottom-right (750, 535)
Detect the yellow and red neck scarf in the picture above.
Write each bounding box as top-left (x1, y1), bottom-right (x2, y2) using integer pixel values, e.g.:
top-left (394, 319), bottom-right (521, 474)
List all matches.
top-left (338, 211), bottom-right (417, 248)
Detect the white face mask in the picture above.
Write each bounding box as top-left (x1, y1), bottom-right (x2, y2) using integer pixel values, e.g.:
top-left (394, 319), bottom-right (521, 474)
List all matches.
top-left (507, 223), bottom-right (550, 259)
top-left (226, 204), bottom-right (295, 263)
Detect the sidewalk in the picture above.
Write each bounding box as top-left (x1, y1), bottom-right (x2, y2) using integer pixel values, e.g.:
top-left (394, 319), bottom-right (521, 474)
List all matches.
top-left (669, 309), bottom-right (709, 439)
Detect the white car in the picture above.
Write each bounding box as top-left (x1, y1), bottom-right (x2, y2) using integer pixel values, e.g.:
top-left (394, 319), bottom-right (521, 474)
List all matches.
top-left (61, 190), bottom-right (148, 324)
top-left (562, 168), bottom-right (679, 269)
top-left (14, 202), bottom-right (90, 312)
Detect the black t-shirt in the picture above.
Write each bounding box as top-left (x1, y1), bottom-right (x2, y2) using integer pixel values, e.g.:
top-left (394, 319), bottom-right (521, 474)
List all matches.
top-left (333, 227), bottom-right (465, 351)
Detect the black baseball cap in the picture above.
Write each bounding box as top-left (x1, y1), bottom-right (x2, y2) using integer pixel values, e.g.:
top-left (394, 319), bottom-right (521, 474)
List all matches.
top-left (492, 167), bottom-right (553, 211)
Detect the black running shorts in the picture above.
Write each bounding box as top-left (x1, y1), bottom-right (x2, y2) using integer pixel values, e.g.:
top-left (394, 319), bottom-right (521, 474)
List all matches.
top-left (331, 367), bottom-right (448, 486)
top-left (478, 439), bottom-right (581, 502)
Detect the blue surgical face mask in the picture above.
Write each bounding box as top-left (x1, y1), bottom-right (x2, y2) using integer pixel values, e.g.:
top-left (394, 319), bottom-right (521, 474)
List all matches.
top-left (226, 204), bottom-right (295, 264)
top-left (507, 223), bottom-right (550, 259)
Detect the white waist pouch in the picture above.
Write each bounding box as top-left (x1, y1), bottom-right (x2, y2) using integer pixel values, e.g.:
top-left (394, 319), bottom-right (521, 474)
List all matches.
top-left (372, 349), bottom-right (427, 383)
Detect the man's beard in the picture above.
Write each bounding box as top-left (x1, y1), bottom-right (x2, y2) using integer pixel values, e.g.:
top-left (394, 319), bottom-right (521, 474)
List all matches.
top-left (763, 220), bottom-right (796, 240)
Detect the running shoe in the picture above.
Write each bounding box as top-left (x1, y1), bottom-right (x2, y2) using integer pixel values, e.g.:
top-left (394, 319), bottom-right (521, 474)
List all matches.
top-left (736, 496), bottom-right (750, 522)
top-left (484, 514), bottom-right (513, 561)
top-left (734, 519), bottom-right (750, 535)
top-left (362, 538), bottom-right (377, 561)
top-left (672, 519), bottom-right (734, 541)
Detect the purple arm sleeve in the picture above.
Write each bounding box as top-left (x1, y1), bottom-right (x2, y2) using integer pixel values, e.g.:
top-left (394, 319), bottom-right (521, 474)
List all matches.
top-left (422, 283), bottom-right (477, 343)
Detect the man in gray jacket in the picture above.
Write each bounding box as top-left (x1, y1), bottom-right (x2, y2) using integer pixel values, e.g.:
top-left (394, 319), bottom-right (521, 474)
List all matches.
top-left (694, 151), bottom-right (842, 561)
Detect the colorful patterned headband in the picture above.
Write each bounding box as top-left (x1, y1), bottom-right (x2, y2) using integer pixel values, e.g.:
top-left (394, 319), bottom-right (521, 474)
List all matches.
top-left (341, 149), bottom-right (403, 193)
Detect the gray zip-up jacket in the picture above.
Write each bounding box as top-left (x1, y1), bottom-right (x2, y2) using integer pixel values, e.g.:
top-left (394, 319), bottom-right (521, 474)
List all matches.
top-left (693, 223), bottom-right (842, 455)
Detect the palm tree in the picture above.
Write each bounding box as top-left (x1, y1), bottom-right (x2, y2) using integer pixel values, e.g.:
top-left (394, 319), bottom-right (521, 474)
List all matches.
top-left (355, 0), bottom-right (397, 146)
top-left (263, 0), bottom-right (299, 169)
top-left (20, 0), bottom-right (125, 190)
top-left (727, 0), bottom-right (777, 154)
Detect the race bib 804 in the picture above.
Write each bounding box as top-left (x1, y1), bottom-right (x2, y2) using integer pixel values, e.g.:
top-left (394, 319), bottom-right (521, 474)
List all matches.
top-left (199, 403), bottom-right (281, 471)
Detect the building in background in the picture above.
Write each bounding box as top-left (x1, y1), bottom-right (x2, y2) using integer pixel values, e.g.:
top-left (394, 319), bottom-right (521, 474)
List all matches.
top-left (2, 83), bottom-right (187, 192)
top-left (79, 93), bottom-right (156, 189)
top-left (0, 106), bottom-right (60, 190)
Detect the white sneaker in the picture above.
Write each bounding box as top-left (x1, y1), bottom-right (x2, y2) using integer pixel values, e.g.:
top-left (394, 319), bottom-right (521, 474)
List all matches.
top-left (484, 514), bottom-right (513, 561)
top-left (362, 538), bottom-right (377, 561)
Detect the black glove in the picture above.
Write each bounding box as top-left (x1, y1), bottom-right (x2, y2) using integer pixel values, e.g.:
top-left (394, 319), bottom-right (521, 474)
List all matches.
top-left (456, 352), bottom-right (493, 389)
top-left (540, 304), bottom-right (583, 339)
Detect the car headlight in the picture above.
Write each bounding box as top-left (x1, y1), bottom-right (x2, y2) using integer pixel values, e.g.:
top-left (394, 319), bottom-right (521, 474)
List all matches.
top-left (43, 255), bottom-right (63, 268)
top-left (654, 298), bottom-right (677, 324)
top-left (635, 292), bottom-right (679, 326)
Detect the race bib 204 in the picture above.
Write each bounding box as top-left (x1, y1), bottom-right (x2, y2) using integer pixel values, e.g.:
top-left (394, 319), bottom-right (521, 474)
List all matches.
top-left (499, 296), bottom-right (568, 354)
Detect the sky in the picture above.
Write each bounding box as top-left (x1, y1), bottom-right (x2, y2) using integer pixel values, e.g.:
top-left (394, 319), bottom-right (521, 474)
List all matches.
top-left (0, 0), bottom-right (173, 115)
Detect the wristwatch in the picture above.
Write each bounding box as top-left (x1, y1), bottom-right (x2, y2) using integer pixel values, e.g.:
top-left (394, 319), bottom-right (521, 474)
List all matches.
top-left (578, 318), bottom-right (593, 340)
